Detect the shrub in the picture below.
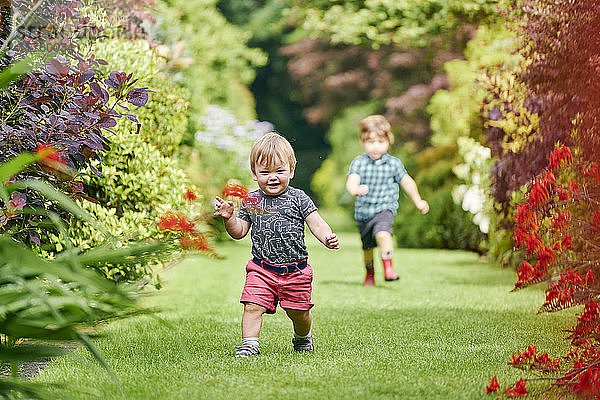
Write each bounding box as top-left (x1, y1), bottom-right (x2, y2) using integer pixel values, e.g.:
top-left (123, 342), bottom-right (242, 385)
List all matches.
top-left (62, 38), bottom-right (203, 283)
top-left (152, 0), bottom-right (266, 124)
top-left (0, 1), bottom-right (153, 248)
top-left (0, 150), bottom-right (169, 399)
top-left (487, 1), bottom-right (600, 396)
top-left (92, 38), bottom-right (190, 156)
top-left (311, 101), bottom-right (380, 210)
top-left (394, 144), bottom-right (486, 252)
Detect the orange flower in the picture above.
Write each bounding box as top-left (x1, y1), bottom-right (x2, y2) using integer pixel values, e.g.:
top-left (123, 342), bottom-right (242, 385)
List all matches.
top-left (180, 234), bottom-right (212, 252)
top-left (35, 143), bottom-right (67, 168)
top-left (547, 143), bottom-right (572, 170)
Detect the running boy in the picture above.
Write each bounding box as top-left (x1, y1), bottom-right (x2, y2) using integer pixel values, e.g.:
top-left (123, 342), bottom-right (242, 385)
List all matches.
top-left (214, 132), bottom-right (339, 357)
top-left (346, 115), bottom-right (429, 286)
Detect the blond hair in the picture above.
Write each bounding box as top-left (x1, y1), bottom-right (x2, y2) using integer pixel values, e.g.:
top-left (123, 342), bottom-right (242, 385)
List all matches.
top-left (359, 115), bottom-right (394, 145)
top-left (250, 132), bottom-right (297, 173)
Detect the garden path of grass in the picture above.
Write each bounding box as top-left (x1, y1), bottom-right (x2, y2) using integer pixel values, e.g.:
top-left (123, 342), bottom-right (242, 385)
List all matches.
top-left (37, 231), bottom-right (573, 399)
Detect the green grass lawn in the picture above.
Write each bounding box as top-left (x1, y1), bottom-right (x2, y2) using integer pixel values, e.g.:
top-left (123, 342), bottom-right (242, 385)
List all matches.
top-left (36, 231), bottom-right (573, 399)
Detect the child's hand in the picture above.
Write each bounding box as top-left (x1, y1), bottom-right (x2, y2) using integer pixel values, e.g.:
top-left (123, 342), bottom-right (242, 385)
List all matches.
top-left (324, 233), bottom-right (340, 250)
top-left (417, 200), bottom-right (429, 214)
top-left (356, 184), bottom-right (369, 196)
top-left (214, 196), bottom-right (235, 219)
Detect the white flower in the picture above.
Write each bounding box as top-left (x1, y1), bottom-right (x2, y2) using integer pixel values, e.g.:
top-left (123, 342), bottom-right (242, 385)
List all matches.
top-left (194, 105), bottom-right (275, 168)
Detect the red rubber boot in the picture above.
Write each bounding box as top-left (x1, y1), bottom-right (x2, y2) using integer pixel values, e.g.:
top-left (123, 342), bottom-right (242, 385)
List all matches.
top-left (382, 258), bottom-right (399, 281)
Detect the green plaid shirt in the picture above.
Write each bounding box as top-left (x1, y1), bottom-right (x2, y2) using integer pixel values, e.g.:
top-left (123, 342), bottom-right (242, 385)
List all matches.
top-left (348, 153), bottom-right (407, 222)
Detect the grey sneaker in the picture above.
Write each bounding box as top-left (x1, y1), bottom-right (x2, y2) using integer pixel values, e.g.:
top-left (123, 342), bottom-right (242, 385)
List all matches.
top-left (235, 344), bottom-right (260, 357)
top-left (292, 335), bottom-right (314, 352)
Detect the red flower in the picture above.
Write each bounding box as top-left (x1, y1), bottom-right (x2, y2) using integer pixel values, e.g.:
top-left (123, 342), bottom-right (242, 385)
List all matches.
top-left (504, 379), bottom-right (528, 398)
top-left (561, 235), bottom-right (574, 250)
top-left (585, 269), bottom-right (594, 286)
top-left (525, 232), bottom-right (543, 253)
top-left (184, 188), bottom-right (198, 202)
top-left (157, 211), bottom-right (196, 234)
top-left (529, 179), bottom-right (550, 207)
top-left (574, 367), bottom-right (600, 395)
top-left (180, 234), bottom-right (212, 252)
top-left (547, 143), bottom-right (572, 170)
top-left (568, 179), bottom-right (579, 195)
top-left (485, 375), bottom-right (500, 393)
top-left (35, 143), bottom-right (67, 167)
top-left (516, 261), bottom-right (535, 286)
top-left (9, 193), bottom-right (27, 210)
top-left (222, 182), bottom-right (249, 199)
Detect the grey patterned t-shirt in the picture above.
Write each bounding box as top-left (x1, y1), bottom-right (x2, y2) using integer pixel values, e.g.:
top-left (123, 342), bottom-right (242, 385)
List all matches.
top-left (238, 186), bottom-right (317, 264)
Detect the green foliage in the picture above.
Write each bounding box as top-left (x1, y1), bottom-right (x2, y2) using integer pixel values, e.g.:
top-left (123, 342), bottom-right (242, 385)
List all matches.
top-left (395, 189), bottom-right (485, 251)
top-left (182, 144), bottom-right (252, 198)
top-left (394, 144), bottom-right (486, 251)
top-left (63, 38), bottom-right (199, 283)
top-left (0, 151), bottom-right (167, 399)
top-left (152, 0), bottom-right (267, 123)
top-left (311, 102), bottom-right (379, 209)
top-left (292, 0), bottom-right (508, 48)
top-left (428, 22), bottom-right (517, 146)
top-left (425, 22), bottom-right (523, 256)
top-left (93, 38), bottom-right (190, 157)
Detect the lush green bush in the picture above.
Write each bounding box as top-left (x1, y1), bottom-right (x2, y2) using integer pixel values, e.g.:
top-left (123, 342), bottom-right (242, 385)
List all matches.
top-left (395, 190), bottom-right (485, 251)
top-left (394, 144), bottom-right (486, 252)
top-left (311, 101), bottom-right (380, 209)
top-left (0, 151), bottom-right (168, 399)
top-left (424, 22), bottom-right (521, 257)
top-left (93, 38), bottom-right (190, 156)
top-left (291, 0), bottom-right (508, 48)
top-left (60, 38), bottom-right (203, 283)
top-left (152, 0), bottom-right (267, 124)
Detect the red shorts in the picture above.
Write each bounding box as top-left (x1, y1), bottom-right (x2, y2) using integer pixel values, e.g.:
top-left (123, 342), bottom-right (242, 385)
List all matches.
top-left (240, 259), bottom-right (314, 314)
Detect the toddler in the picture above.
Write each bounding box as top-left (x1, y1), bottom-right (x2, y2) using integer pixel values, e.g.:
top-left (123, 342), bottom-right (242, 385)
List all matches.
top-left (214, 132), bottom-right (339, 356)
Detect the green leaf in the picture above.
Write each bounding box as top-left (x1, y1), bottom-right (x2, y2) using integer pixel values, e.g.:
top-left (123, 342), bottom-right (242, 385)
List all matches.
top-left (0, 153), bottom-right (38, 184)
top-left (8, 179), bottom-right (110, 236)
top-left (0, 344), bottom-right (69, 361)
top-left (0, 58), bottom-right (31, 90)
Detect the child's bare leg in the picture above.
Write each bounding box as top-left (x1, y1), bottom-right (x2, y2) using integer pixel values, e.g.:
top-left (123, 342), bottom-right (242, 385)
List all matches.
top-left (375, 231), bottom-right (393, 253)
top-left (363, 248), bottom-right (375, 286)
top-left (285, 308), bottom-right (312, 336)
top-left (375, 231), bottom-right (399, 281)
top-left (236, 302), bottom-right (266, 357)
top-left (285, 309), bottom-right (314, 352)
top-left (241, 302), bottom-right (267, 337)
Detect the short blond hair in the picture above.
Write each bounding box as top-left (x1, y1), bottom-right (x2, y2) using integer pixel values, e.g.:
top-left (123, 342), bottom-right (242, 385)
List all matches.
top-left (250, 132), bottom-right (297, 174)
top-left (359, 115), bottom-right (394, 145)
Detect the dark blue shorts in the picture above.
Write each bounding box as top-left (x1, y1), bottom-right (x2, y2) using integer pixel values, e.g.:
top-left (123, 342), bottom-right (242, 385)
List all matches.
top-left (356, 210), bottom-right (394, 250)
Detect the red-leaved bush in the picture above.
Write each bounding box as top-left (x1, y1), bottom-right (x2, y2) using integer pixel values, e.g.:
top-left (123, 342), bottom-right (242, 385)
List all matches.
top-left (485, 0), bottom-right (600, 396)
top-left (0, 0), bottom-right (153, 246)
top-left (489, 141), bottom-right (600, 397)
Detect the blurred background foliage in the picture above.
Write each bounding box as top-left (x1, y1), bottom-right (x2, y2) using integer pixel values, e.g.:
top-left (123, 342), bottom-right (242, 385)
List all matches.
top-left (0, 0), bottom-right (559, 288)
top-left (0, 0), bottom-right (535, 271)
top-left (145, 0), bottom-right (525, 256)
top-left (212, 0), bottom-right (513, 253)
